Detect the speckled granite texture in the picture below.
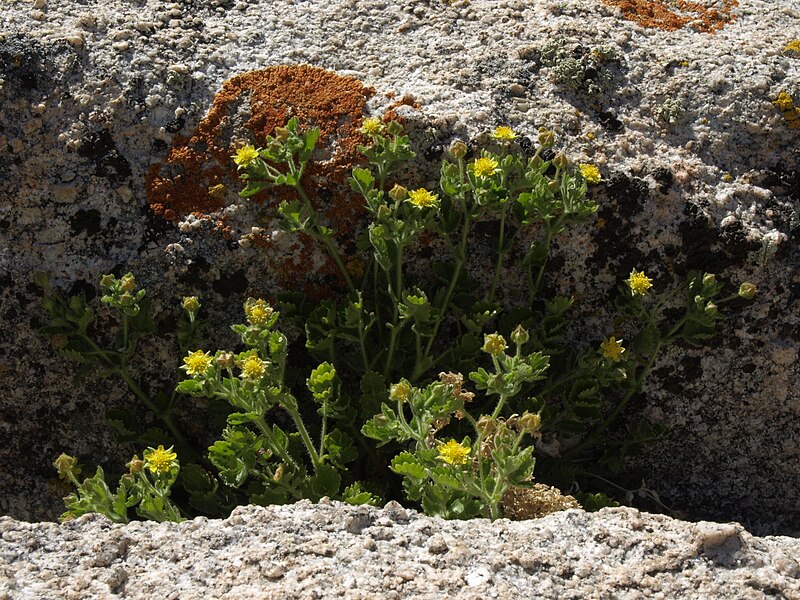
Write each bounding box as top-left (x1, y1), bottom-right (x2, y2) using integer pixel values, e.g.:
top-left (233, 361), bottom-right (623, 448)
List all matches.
top-left (2, 501), bottom-right (799, 599)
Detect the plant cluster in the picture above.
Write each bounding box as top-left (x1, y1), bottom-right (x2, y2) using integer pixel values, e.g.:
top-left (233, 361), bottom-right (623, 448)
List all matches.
top-left (39, 116), bottom-right (756, 523)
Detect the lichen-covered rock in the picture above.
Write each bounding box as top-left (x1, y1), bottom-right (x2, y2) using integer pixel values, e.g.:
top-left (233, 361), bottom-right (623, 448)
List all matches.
top-left (0, 0), bottom-right (798, 537)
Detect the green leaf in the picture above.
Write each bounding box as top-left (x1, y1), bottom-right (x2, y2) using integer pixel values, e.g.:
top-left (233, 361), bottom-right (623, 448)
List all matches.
top-left (129, 298), bottom-right (155, 334)
top-left (307, 362), bottom-right (337, 401)
top-left (179, 463), bottom-right (217, 493)
top-left (341, 482), bottom-right (381, 506)
top-left (226, 412), bottom-right (261, 426)
top-left (324, 429), bottom-right (357, 468)
top-left (105, 407), bottom-right (139, 442)
top-left (301, 128), bottom-right (320, 160)
top-left (362, 404), bottom-right (412, 445)
top-left (430, 469), bottom-right (462, 490)
top-left (390, 452), bottom-right (427, 479)
top-left (359, 371), bottom-right (386, 417)
top-left (305, 463), bottom-right (341, 500)
top-left (176, 379), bottom-right (205, 395)
top-left (575, 491), bottom-right (620, 511)
top-left (208, 427), bottom-right (262, 488)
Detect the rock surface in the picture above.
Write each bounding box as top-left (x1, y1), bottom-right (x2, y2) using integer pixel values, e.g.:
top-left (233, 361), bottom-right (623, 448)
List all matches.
top-left (0, 0), bottom-right (799, 536)
top-left (1, 501), bottom-right (799, 599)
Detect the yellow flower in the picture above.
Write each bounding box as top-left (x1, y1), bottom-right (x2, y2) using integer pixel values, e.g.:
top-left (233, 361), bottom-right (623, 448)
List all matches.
top-left (470, 157), bottom-right (500, 178)
top-left (492, 126), bottom-right (516, 141)
top-left (407, 188), bottom-right (438, 209)
top-left (600, 337), bottom-right (625, 362)
top-left (233, 145), bottom-right (260, 168)
top-left (626, 269), bottom-right (653, 296)
top-left (437, 439), bottom-right (471, 466)
top-left (143, 445), bottom-right (177, 475)
top-left (579, 163), bottom-right (602, 183)
top-left (360, 117), bottom-right (384, 136)
top-left (482, 333), bottom-right (507, 356)
top-left (240, 355), bottom-right (267, 379)
top-left (245, 298), bottom-right (274, 326)
top-left (183, 350), bottom-right (213, 377)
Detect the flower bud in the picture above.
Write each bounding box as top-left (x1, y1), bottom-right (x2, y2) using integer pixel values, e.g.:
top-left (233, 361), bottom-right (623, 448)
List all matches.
top-left (548, 179), bottom-right (560, 193)
top-left (388, 184), bottom-right (407, 202)
top-left (127, 455), bottom-right (144, 474)
top-left (553, 152), bottom-right (569, 169)
top-left (482, 333), bottom-right (507, 356)
top-left (449, 140), bottom-right (468, 159)
top-left (538, 128), bottom-right (555, 148)
top-left (390, 381), bottom-right (412, 403)
top-left (377, 205), bottom-right (392, 220)
top-left (510, 324), bottom-right (529, 346)
top-left (53, 454), bottom-right (81, 480)
top-left (694, 294), bottom-right (704, 307)
top-left (99, 274), bottom-right (116, 289)
top-left (266, 140), bottom-right (283, 156)
top-left (702, 273), bottom-right (716, 287)
top-left (119, 292), bottom-right (134, 306)
top-left (274, 126), bottom-right (289, 142)
top-left (274, 464), bottom-right (285, 482)
top-left (120, 274), bottom-right (136, 292)
top-left (528, 154), bottom-right (544, 169)
top-left (216, 352), bottom-right (235, 369)
top-left (476, 415), bottom-right (497, 436)
top-left (519, 412), bottom-right (542, 434)
top-left (738, 282), bottom-right (757, 299)
top-left (182, 296), bottom-right (200, 313)
top-left (704, 302), bottom-right (718, 316)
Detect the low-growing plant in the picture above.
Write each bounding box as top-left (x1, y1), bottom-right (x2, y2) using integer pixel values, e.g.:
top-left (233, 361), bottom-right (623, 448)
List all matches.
top-left (40, 116), bottom-right (756, 523)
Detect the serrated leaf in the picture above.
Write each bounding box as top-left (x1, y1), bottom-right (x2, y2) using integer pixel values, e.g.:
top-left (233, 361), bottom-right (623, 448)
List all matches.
top-left (390, 452), bottom-right (427, 479)
top-left (305, 463), bottom-right (341, 500)
top-left (176, 379), bottom-right (204, 395)
top-left (179, 463), bottom-right (217, 493)
top-left (226, 412), bottom-right (261, 426)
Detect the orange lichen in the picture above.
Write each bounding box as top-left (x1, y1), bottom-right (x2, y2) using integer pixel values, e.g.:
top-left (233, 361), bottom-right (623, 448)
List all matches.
top-left (146, 65), bottom-right (380, 292)
top-left (603, 0), bottom-right (738, 33)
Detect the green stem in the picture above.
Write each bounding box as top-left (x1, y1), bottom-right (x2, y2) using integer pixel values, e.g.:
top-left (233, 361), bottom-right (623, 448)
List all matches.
top-left (281, 401), bottom-right (323, 470)
top-left (319, 401), bottom-right (328, 461)
top-left (529, 228), bottom-right (554, 304)
top-left (566, 340), bottom-right (663, 459)
top-left (383, 243), bottom-right (405, 380)
top-left (357, 318), bottom-right (371, 373)
top-left (253, 415), bottom-right (301, 470)
top-left (413, 212), bottom-right (472, 381)
top-left (258, 469), bottom-right (303, 500)
top-left (489, 210), bottom-right (508, 303)
top-left (116, 369), bottom-right (194, 458)
top-left (294, 185), bottom-right (356, 294)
